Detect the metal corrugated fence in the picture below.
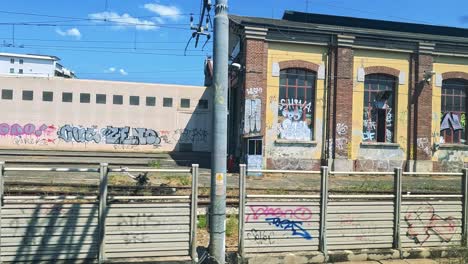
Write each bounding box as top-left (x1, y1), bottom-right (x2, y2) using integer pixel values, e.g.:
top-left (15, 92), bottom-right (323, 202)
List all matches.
top-left (0, 163), bottom-right (199, 263)
top-left (239, 165), bottom-right (468, 258)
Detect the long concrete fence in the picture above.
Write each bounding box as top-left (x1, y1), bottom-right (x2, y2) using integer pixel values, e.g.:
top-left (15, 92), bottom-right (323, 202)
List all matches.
top-left (0, 162), bottom-right (467, 263)
top-left (0, 162), bottom-right (199, 263)
top-left (238, 165), bottom-right (468, 262)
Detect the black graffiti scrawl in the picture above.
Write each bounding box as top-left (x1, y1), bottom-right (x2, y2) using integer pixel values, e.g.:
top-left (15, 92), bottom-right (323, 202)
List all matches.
top-left (103, 126), bottom-right (161, 145)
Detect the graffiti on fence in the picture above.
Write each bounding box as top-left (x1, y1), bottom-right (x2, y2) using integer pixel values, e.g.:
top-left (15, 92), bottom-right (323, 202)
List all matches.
top-left (246, 205), bottom-right (313, 222)
top-left (405, 204), bottom-right (459, 245)
top-left (265, 217), bottom-right (312, 240)
top-left (103, 126), bottom-right (161, 145)
top-left (246, 228), bottom-right (274, 245)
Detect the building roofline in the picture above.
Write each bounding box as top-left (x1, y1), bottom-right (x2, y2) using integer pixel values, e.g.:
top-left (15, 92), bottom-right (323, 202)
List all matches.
top-left (0, 52), bottom-right (60, 61)
top-left (283, 10), bottom-right (468, 39)
top-left (229, 12), bottom-right (468, 44)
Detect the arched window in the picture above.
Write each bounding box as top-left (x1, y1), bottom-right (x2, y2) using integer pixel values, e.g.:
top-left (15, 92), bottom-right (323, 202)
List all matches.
top-left (277, 68), bottom-right (316, 140)
top-left (440, 79), bottom-right (467, 144)
top-left (362, 74), bottom-right (396, 143)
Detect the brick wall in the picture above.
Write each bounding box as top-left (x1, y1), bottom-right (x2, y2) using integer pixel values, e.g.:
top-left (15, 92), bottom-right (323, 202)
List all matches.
top-left (333, 47), bottom-right (354, 159)
top-left (244, 38), bottom-right (268, 137)
top-left (414, 54), bottom-right (433, 160)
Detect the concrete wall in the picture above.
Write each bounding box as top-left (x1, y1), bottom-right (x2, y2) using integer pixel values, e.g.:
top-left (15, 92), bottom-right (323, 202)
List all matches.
top-left (0, 76), bottom-right (212, 153)
top-left (0, 56), bottom-right (55, 77)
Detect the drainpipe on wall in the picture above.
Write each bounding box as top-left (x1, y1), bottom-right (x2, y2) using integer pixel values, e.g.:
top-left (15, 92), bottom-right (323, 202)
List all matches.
top-left (321, 51), bottom-right (330, 166)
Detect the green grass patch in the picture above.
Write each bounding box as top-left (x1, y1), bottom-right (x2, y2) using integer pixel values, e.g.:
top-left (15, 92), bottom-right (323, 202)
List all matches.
top-left (198, 215), bottom-right (207, 229)
top-left (226, 215), bottom-right (238, 237)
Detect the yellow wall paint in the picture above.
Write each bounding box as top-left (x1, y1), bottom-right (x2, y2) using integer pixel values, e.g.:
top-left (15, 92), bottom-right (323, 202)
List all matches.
top-left (352, 50), bottom-right (410, 159)
top-left (266, 42), bottom-right (327, 160)
top-left (432, 56), bottom-right (468, 162)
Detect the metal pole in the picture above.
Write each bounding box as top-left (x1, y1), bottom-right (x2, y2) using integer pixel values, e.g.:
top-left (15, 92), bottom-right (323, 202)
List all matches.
top-left (319, 166), bottom-right (329, 260)
top-left (0, 161), bottom-right (4, 263)
top-left (462, 168), bottom-right (468, 247)
top-left (210, 0), bottom-right (229, 263)
top-left (190, 164), bottom-right (199, 263)
top-left (98, 163), bottom-right (108, 264)
top-left (393, 167), bottom-right (402, 250)
top-left (238, 164), bottom-right (246, 258)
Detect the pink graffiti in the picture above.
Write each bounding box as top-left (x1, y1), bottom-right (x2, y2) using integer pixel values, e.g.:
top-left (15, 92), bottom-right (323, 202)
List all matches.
top-left (0, 123), bottom-right (50, 137)
top-left (405, 204), bottom-right (458, 245)
top-left (246, 206), bottom-right (312, 222)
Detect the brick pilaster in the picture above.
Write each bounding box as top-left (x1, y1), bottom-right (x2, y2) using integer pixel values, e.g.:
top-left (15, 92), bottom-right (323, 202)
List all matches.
top-left (412, 43), bottom-right (434, 162)
top-left (333, 35), bottom-right (355, 160)
top-left (243, 27), bottom-right (268, 137)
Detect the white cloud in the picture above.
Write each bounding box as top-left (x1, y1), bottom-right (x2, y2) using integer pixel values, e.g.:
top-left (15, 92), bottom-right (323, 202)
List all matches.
top-left (108, 67), bottom-right (116, 72)
top-left (55, 28), bottom-right (81, 39)
top-left (119, 69), bottom-right (128, 76)
top-left (88, 11), bottom-right (157, 31)
top-left (143, 3), bottom-right (182, 21)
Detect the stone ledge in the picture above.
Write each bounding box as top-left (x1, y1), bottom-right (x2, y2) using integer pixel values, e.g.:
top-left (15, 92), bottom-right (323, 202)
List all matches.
top-left (360, 142), bottom-right (400, 148)
top-left (438, 144), bottom-right (468, 150)
top-left (275, 139), bottom-right (317, 145)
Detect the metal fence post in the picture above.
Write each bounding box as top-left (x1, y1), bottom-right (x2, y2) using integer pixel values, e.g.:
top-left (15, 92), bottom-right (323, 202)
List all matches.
top-left (462, 168), bottom-right (468, 247)
top-left (319, 166), bottom-right (329, 259)
top-left (238, 164), bottom-right (247, 258)
top-left (190, 164), bottom-right (199, 263)
top-left (98, 163), bottom-right (108, 264)
top-left (393, 167), bottom-right (402, 250)
top-left (0, 161), bottom-right (4, 264)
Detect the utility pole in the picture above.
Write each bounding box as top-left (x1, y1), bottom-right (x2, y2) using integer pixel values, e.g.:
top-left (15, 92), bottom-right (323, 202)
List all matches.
top-left (210, 0), bottom-right (228, 263)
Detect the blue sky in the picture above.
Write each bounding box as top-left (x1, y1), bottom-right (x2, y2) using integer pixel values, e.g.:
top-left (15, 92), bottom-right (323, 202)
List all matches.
top-left (0, 0), bottom-right (467, 86)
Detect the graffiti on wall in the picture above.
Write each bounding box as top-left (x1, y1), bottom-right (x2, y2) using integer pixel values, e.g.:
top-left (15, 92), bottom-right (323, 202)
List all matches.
top-left (57, 125), bottom-right (162, 145)
top-left (0, 123), bottom-right (57, 146)
top-left (58, 125), bottom-right (102, 143)
top-left (173, 128), bottom-right (208, 144)
top-left (246, 87), bottom-right (263, 96)
top-left (277, 98), bottom-right (312, 140)
top-left (0, 123), bottom-right (51, 137)
top-left (438, 150), bottom-right (466, 172)
top-left (244, 99), bottom-right (262, 134)
top-left (103, 126), bottom-right (161, 145)
top-left (405, 204), bottom-right (459, 245)
top-left (265, 217), bottom-right (312, 240)
top-left (416, 137), bottom-right (432, 157)
top-left (362, 107), bottom-right (393, 142)
top-left (246, 229), bottom-right (274, 245)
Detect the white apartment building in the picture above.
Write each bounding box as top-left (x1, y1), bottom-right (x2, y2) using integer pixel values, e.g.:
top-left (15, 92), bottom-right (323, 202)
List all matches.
top-left (0, 52), bottom-right (75, 78)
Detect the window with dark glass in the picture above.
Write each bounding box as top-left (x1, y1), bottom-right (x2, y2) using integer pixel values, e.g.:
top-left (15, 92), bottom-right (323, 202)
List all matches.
top-left (163, 97), bottom-right (173, 107)
top-left (80, 93), bottom-right (90, 103)
top-left (362, 74), bottom-right (396, 143)
top-left (130, 96), bottom-right (139, 106)
top-left (2, 89), bottom-right (13, 100)
top-left (19, 59), bottom-right (23, 64)
top-left (96, 94), bottom-right (106, 104)
top-left (18, 69), bottom-right (23, 74)
top-left (22, 90), bottom-right (33, 101)
top-left (113, 95), bottom-right (123, 105)
top-left (62, 92), bottom-right (72, 102)
top-left (198, 99), bottom-right (208, 109)
top-left (180, 98), bottom-right (190, 108)
top-left (440, 79), bottom-right (467, 144)
top-left (9, 68), bottom-right (14, 74)
top-left (43, 91), bottom-right (53, 102)
top-left (10, 58), bottom-right (14, 64)
top-left (146, 96), bottom-right (156, 106)
top-left (277, 68), bottom-right (316, 140)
